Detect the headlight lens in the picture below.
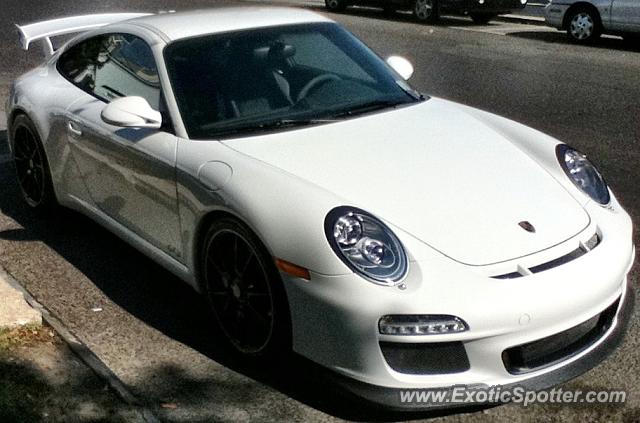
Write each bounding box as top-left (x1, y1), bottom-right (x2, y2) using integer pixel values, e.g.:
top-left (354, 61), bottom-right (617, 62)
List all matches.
top-left (325, 207), bottom-right (408, 285)
top-left (556, 144), bottom-right (610, 205)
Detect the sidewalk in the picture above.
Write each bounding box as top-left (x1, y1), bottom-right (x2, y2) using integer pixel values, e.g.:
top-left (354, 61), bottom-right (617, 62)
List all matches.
top-left (0, 272), bottom-right (42, 330)
top-left (0, 269), bottom-right (151, 422)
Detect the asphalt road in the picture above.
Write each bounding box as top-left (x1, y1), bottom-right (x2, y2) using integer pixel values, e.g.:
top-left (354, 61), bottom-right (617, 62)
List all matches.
top-left (1, 1), bottom-right (639, 422)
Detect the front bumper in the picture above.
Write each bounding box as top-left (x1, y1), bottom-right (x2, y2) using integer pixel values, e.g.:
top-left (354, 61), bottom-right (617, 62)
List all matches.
top-left (282, 198), bottom-right (635, 409)
top-left (544, 3), bottom-right (570, 29)
top-left (327, 278), bottom-right (634, 410)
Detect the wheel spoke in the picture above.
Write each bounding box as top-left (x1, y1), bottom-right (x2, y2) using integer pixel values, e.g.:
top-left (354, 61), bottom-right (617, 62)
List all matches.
top-left (206, 229), bottom-right (275, 354)
top-left (245, 303), bottom-right (270, 327)
top-left (237, 253), bottom-right (255, 280)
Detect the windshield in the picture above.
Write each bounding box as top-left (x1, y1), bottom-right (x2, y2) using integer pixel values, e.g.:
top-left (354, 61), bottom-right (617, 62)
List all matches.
top-left (164, 22), bottom-right (423, 139)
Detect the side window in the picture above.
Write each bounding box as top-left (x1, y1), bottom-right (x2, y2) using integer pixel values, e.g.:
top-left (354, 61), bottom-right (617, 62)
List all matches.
top-left (58, 34), bottom-right (160, 110)
top-left (57, 36), bottom-right (104, 92)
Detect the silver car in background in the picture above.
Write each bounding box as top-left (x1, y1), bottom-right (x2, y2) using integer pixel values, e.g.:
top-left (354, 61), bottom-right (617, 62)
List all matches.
top-left (545, 0), bottom-right (640, 43)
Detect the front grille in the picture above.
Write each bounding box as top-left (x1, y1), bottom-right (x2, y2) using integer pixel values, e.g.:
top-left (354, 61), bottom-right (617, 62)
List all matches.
top-left (379, 341), bottom-right (470, 375)
top-left (502, 297), bottom-right (620, 374)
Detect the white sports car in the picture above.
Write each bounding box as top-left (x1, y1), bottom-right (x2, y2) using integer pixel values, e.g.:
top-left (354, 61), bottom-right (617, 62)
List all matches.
top-left (7, 7), bottom-right (634, 409)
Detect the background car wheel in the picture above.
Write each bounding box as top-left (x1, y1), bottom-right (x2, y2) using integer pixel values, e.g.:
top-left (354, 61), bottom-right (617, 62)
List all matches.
top-left (201, 217), bottom-right (291, 361)
top-left (325, 0), bottom-right (347, 12)
top-left (10, 115), bottom-right (57, 212)
top-left (413, 0), bottom-right (438, 22)
top-left (566, 7), bottom-right (601, 43)
top-left (470, 13), bottom-right (497, 24)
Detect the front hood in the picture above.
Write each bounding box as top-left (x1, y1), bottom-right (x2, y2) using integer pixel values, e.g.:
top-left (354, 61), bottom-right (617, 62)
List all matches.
top-left (222, 98), bottom-right (590, 266)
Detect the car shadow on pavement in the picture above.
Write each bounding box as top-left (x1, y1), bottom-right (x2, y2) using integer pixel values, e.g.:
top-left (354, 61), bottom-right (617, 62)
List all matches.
top-left (0, 144), bottom-right (489, 421)
top-left (507, 31), bottom-right (640, 53)
top-left (0, 130), bottom-right (8, 154)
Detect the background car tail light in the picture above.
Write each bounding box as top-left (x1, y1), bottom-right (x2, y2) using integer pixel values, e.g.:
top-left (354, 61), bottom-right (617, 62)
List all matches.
top-left (379, 315), bottom-right (469, 335)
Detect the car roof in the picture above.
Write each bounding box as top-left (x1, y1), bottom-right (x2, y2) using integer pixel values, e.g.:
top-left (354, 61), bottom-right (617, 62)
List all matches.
top-left (126, 7), bottom-right (334, 41)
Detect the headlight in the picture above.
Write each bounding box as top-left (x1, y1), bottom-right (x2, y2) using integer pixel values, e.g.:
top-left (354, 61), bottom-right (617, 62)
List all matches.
top-left (325, 207), bottom-right (408, 285)
top-left (556, 144), bottom-right (610, 205)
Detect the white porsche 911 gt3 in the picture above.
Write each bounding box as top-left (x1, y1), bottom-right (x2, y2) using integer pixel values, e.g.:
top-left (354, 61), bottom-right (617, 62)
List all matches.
top-left (6, 7), bottom-right (634, 409)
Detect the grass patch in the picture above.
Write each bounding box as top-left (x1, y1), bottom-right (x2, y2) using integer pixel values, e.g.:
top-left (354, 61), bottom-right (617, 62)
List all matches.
top-left (0, 324), bottom-right (53, 354)
top-left (0, 324), bottom-right (56, 422)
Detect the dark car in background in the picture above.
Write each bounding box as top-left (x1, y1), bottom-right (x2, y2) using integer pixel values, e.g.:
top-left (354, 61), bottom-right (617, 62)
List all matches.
top-left (325, 0), bottom-right (528, 23)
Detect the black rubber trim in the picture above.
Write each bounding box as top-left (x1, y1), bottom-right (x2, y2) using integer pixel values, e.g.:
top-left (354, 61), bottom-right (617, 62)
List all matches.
top-left (324, 281), bottom-right (635, 411)
top-left (502, 297), bottom-right (619, 374)
top-left (493, 236), bottom-right (600, 279)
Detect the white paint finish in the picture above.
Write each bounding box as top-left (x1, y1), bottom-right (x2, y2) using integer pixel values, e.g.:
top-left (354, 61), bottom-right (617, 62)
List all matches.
top-left (101, 96), bottom-right (162, 129)
top-left (128, 7), bottom-right (332, 41)
top-left (386, 56), bottom-right (414, 80)
top-left (223, 98), bottom-right (590, 266)
top-left (8, 8), bottom-right (636, 395)
top-left (197, 161), bottom-right (233, 192)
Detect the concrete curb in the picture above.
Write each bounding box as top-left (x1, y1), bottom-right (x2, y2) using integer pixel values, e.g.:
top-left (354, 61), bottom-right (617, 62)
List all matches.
top-left (0, 268), bottom-right (161, 423)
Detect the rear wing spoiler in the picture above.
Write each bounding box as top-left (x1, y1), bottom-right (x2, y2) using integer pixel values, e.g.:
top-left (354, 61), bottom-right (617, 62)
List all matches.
top-left (16, 13), bottom-right (152, 56)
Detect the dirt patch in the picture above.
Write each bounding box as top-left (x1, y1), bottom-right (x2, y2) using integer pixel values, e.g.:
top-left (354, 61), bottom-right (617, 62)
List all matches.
top-left (0, 324), bottom-right (145, 422)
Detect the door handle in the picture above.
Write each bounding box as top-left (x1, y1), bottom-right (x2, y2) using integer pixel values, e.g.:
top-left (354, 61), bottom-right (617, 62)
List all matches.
top-left (67, 121), bottom-right (83, 137)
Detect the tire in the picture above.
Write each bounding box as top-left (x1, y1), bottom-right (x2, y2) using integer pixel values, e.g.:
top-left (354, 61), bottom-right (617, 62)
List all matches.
top-left (470, 13), bottom-right (497, 24)
top-left (325, 0), bottom-right (347, 12)
top-left (413, 0), bottom-right (438, 22)
top-left (566, 7), bottom-right (601, 43)
top-left (200, 217), bottom-right (291, 361)
top-left (10, 114), bottom-right (57, 212)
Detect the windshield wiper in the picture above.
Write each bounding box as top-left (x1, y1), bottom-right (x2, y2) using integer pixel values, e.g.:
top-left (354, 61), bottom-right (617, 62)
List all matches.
top-left (331, 99), bottom-right (408, 118)
top-left (212, 118), bottom-right (337, 138)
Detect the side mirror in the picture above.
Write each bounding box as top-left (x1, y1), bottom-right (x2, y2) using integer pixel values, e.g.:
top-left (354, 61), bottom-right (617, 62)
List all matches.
top-left (386, 56), bottom-right (414, 81)
top-left (101, 96), bottom-right (162, 129)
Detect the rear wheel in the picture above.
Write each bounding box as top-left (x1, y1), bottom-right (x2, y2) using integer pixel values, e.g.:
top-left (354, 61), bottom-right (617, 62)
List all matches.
top-left (566, 7), bottom-right (601, 43)
top-left (10, 115), bottom-right (56, 212)
top-left (201, 218), bottom-right (291, 360)
top-left (470, 13), bottom-right (497, 24)
top-left (413, 0), bottom-right (438, 22)
top-left (325, 0), bottom-right (347, 12)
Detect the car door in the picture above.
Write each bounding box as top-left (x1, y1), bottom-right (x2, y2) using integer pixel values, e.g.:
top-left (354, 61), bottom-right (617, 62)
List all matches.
top-left (59, 33), bottom-right (182, 260)
top-left (611, 0), bottom-right (640, 31)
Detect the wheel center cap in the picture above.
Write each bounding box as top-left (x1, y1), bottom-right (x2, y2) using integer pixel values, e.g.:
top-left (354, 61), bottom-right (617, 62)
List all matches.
top-left (231, 283), bottom-right (242, 299)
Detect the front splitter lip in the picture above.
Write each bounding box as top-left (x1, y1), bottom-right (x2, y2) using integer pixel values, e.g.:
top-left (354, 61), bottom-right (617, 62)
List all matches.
top-left (325, 280), bottom-right (636, 412)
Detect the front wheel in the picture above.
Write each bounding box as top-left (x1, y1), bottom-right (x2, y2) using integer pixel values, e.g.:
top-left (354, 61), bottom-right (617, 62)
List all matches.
top-left (10, 115), bottom-right (57, 212)
top-left (201, 218), bottom-right (291, 360)
top-left (413, 0), bottom-right (438, 22)
top-left (566, 7), bottom-right (601, 43)
top-left (325, 0), bottom-right (347, 12)
top-left (470, 13), bottom-right (497, 24)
